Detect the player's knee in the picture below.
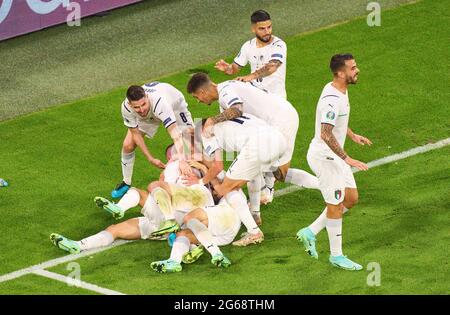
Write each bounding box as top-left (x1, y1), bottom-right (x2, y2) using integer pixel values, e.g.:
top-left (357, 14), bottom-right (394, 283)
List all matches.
top-left (183, 208), bottom-right (202, 225)
top-left (345, 192), bottom-right (359, 209)
top-left (105, 224), bottom-right (118, 236)
top-left (122, 138), bottom-right (136, 153)
top-left (147, 181), bottom-right (162, 193)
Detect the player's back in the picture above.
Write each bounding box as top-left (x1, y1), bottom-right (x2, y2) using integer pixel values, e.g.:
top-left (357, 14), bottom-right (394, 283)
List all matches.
top-left (212, 113), bottom-right (273, 152)
top-left (142, 82), bottom-right (186, 112)
top-left (218, 80), bottom-right (297, 126)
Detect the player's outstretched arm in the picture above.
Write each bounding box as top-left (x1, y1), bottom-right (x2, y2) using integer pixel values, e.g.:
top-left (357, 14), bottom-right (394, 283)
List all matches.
top-left (130, 128), bottom-right (166, 169)
top-left (167, 124), bottom-right (192, 175)
top-left (347, 128), bottom-right (373, 146)
top-left (236, 60), bottom-right (281, 82)
top-left (321, 124), bottom-right (368, 171)
top-left (215, 59), bottom-right (241, 75)
top-left (203, 105), bottom-right (243, 137)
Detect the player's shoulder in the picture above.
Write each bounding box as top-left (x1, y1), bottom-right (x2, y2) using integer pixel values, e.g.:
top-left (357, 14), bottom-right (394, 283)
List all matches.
top-left (242, 38), bottom-right (256, 49)
top-left (218, 80), bottom-right (236, 94)
top-left (121, 99), bottom-right (134, 116)
top-left (270, 36), bottom-right (286, 48)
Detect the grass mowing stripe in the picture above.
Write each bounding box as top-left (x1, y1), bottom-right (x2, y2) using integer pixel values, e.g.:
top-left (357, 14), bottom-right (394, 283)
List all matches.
top-left (1, 138), bottom-right (447, 286)
top-left (32, 269), bottom-right (125, 295)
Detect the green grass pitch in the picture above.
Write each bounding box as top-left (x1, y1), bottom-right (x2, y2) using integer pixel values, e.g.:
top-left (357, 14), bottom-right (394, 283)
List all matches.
top-left (0, 0), bottom-right (448, 294)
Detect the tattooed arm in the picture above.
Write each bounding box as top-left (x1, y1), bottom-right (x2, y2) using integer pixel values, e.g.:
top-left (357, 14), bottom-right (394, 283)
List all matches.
top-left (236, 60), bottom-right (282, 82)
top-left (321, 123), bottom-right (369, 171)
top-left (210, 104), bottom-right (243, 124)
top-left (202, 104), bottom-right (243, 137)
top-left (321, 123), bottom-right (348, 160)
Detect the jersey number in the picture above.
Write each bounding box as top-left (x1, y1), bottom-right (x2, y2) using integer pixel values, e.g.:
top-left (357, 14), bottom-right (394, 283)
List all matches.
top-left (179, 112), bottom-right (188, 123)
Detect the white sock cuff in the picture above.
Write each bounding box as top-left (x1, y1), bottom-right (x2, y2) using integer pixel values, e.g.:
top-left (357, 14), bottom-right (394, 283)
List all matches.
top-left (121, 150), bottom-right (135, 159)
top-left (326, 218), bottom-right (343, 227)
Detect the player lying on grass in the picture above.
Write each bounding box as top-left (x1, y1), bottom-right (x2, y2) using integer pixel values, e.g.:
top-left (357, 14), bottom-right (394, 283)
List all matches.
top-left (150, 182), bottom-right (245, 273)
top-left (112, 82), bottom-right (195, 199)
top-left (49, 146), bottom-right (211, 255)
top-left (297, 54), bottom-right (372, 271)
top-left (187, 73), bottom-right (319, 206)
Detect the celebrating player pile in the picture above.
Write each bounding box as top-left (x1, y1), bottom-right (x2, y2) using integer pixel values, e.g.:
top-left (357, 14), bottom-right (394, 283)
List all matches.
top-left (49, 10), bottom-right (373, 274)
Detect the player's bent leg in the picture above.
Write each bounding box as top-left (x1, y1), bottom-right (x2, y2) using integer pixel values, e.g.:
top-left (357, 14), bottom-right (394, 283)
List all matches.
top-left (112, 131), bottom-right (137, 198)
top-left (50, 233), bottom-right (80, 254)
top-left (105, 218), bottom-right (142, 240)
top-left (213, 176), bottom-right (247, 198)
top-left (94, 196), bottom-right (125, 220)
top-left (149, 184), bottom-right (179, 237)
top-left (172, 230), bottom-right (205, 265)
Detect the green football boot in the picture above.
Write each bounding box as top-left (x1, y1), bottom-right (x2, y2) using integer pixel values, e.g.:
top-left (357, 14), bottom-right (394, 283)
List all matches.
top-left (150, 259), bottom-right (182, 273)
top-left (182, 245), bottom-right (205, 264)
top-left (94, 196), bottom-right (124, 220)
top-left (50, 233), bottom-right (80, 254)
top-left (211, 253), bottom-right (231, 268)
top-left (329, 255), bottom-right (363, 271)
top-left (296, 227), bottom-right (318, 259)
top-left (151, 219), bottom-right (180, 237)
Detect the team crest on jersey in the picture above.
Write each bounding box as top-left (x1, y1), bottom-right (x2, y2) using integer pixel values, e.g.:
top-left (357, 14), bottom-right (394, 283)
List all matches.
top-left (335, 190), bottom-right (342, 200)
top-left (326, 111), bottom-right (336, 120)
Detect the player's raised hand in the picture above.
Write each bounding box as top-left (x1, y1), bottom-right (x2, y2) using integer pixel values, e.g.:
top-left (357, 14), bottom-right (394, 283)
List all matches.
top-left (344, 156), bottom-right (369, 171)
top-left (150, 158), bottom-right (166, 169)
top-left (202, 118), bottom-right (215, 138)
top-left (352, 134), bottom-right (373, 146)
top-left (215, 59), bottom-right (229, 72)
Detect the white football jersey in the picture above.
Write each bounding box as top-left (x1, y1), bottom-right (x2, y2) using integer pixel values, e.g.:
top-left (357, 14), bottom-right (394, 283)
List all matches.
top-left (217, 80), bottom-right (297, 128)
top-left (121, 82), bottom-right (193, 138)
top-left (202, 113), bottom-right (271, 156)
top-left (309, 82), bottom-right (350, 159)
top-left (233, 36), bottom-right (287, 98)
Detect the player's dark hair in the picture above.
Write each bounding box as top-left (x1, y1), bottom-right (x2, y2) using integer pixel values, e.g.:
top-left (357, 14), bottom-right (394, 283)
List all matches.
top-left (330, 54), bottom-right (354, 75)
top-left (126, 85), bottom-right (145, 101)
top-left (251, 10), bottom-right (271, 24)
top-left (187, 73), bottom-right (210, 94)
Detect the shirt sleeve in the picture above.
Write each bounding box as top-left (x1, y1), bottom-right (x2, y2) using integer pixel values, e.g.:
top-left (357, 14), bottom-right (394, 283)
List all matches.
top-left (153, 97), bottom-right (177, 129)
top-left (202, 136), bottom-right (220, 157)
top-left (218, 83), bottom-right (243, 111)
top-left (269, 40), bottom-right (287, 64)
top-left (121, 100), bottom-right (138, 128)
top-left (319, 99), bottom-right (339, 126)
top-left (233, 42), bottom-right (249, 67)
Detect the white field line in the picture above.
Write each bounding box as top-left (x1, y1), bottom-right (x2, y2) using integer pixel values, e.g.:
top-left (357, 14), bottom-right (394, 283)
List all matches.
top-left (0, 240), bottom-right (132, 283)
top-left (275, 138), bottom-right (450, 198)
top-left (32, 269), bottom-right (125, 295)
top-left (0, 137), bottom-right (448, 292)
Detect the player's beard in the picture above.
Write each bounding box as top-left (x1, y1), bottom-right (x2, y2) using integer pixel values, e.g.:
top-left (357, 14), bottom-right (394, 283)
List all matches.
top-left (348, 74), bottom-right (358, 84)
top-left (256, 33), bottom-right (272, 43)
